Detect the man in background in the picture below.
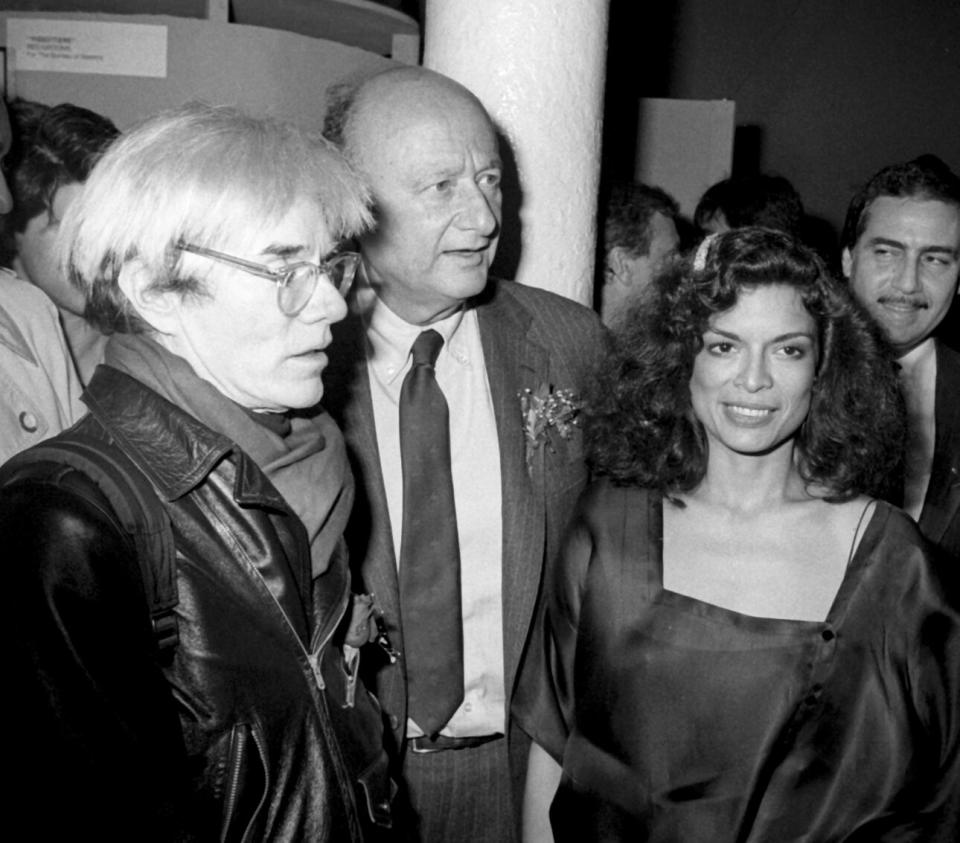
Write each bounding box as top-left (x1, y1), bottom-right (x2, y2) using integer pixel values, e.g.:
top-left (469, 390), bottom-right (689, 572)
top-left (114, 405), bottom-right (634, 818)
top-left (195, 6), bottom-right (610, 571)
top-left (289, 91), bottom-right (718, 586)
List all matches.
top-left (842, 154), bottom-right (960, 561)
top-left (323, 66), bottom-right (605, 841)
top-left (0, 97), bottom-right (82, 462)
top-left (695, 173), bottom-right (804, 238)
top-left (597, 180), bottom-right (680, 326)
top-left (3, 99), bottom-right (118, 382)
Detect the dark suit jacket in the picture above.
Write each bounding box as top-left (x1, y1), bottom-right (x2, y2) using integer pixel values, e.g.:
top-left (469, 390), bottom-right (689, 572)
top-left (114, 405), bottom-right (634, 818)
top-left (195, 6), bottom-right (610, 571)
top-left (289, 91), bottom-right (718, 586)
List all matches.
top-left (918, 342), bottom-right (960, 564)
top-left (322, 278), bottom-right (605, 792)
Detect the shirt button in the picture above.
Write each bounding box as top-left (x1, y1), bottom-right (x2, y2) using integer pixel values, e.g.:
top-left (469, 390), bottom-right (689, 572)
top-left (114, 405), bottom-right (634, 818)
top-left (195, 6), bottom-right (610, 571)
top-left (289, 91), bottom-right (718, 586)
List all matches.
top-left (389, 715), bottom-right (400, 730)
top-left (821, 628), bottom-right (835, 642)
top-left (463, 702), bottom-right (472, 712)
top-left (19, 411), bottom-right (38, 433)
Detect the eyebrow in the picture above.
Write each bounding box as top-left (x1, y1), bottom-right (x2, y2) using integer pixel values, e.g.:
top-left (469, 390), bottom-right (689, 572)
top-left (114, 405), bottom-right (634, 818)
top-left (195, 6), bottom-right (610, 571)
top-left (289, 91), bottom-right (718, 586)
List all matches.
top-left (706, 327), bottom-right (816, 344)
top-left (866, 236), bottom-right (960, 258)
top-left (258, 242), bottom-right (311, 261)
top-left (409, 155), bottom-right (503, 185)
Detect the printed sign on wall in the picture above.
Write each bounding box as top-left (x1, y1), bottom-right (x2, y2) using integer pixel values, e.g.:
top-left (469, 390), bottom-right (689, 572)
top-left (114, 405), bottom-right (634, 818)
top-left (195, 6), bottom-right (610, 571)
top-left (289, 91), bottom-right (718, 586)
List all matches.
top-left (6, 18), bottom-right (167, 78)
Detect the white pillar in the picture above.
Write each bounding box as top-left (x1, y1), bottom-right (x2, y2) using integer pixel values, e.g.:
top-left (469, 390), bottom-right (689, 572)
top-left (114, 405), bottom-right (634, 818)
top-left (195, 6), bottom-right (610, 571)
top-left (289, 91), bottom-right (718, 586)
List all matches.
top-left (424, 0), bottom-right (609, 306)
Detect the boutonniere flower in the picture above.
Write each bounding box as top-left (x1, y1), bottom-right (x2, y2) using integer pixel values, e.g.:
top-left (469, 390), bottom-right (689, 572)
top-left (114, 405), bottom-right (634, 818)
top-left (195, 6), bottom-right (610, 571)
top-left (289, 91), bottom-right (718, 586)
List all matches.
top-left (519, 383), bottom-right (582, 472)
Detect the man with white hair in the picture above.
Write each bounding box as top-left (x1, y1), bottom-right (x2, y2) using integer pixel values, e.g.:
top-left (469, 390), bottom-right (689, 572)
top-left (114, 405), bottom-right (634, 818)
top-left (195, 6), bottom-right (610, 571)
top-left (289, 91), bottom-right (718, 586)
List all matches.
top-left (2, 102), bottom-right (389, 841)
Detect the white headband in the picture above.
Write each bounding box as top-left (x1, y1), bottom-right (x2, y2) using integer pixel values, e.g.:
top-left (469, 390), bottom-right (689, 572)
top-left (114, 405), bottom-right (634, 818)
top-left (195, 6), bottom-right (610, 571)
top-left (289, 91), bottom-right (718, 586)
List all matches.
top-left (693, 233), bottom-right (719, 272)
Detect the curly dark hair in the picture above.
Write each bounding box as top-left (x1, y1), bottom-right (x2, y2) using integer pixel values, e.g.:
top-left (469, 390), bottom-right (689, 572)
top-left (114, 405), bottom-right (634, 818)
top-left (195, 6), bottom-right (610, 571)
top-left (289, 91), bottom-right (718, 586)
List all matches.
top-left (586, 227), bottom-right (905, 499)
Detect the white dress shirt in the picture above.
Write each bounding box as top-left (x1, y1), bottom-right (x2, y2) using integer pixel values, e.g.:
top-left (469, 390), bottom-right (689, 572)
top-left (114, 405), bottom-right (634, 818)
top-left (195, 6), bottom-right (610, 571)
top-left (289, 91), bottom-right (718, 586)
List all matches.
top-left (360, 287), bottom-right (505, 737)
top-left (899, 337), bottom-right (937, 520)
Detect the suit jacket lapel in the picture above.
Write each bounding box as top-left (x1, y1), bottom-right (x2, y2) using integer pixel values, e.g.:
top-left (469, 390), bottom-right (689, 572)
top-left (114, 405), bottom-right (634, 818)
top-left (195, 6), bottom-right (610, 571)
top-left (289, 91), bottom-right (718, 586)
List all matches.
top-left (477, 286), bottom-right (549, 695)
top-left (919, 342), bottom-right (960, 544)
top-left (326, 311), bottom-right (402, 632)
top-left (330, 287), bottom-right (553, 708)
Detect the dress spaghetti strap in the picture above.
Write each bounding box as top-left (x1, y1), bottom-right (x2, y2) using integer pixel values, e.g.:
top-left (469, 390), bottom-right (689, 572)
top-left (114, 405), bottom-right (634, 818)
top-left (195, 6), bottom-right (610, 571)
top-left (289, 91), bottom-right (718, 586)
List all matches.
top-left (847, 498), bottom-right (877, 565)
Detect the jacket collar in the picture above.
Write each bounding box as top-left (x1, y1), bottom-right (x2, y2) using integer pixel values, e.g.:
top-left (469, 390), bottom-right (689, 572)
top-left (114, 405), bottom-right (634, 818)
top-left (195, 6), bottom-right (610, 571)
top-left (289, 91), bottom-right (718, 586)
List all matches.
top-left (82, 365), bottom-right (286, 508)
top-left (0, 269), bottom-right (39, 366)
top-left (919, 341), bottom-right (960, 541)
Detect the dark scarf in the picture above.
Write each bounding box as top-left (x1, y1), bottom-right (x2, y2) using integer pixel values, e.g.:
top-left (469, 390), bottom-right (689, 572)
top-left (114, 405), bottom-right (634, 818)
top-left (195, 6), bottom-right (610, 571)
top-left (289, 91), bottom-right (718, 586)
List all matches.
top-left (105, 333), bottom-right (353, 576)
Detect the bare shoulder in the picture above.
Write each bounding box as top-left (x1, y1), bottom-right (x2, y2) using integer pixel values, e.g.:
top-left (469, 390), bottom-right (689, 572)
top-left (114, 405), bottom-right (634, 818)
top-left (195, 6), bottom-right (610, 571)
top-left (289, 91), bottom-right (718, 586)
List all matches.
top-left (663, 494), bottom-right (884, 620)
top-left (807, 493), bottom-right (875, 530)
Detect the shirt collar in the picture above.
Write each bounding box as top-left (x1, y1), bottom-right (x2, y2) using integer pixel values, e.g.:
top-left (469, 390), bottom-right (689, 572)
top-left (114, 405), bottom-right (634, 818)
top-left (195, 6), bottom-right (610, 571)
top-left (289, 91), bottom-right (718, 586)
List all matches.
top-left (356, 274), bottom-right (471, 385)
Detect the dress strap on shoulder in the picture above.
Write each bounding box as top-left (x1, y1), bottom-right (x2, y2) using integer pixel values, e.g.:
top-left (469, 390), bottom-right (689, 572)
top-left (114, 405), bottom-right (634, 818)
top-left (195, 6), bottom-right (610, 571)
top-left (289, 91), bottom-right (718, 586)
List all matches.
top-left (847, 498), bottom-right (877, 565)
top-left (618, 486), bottom-right (662, 601)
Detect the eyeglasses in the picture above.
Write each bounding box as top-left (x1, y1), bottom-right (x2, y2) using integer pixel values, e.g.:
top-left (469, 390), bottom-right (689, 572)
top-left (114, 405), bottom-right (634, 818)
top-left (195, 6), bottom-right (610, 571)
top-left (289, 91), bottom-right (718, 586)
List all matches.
top-left (176, 242), bottom-right (360, 316)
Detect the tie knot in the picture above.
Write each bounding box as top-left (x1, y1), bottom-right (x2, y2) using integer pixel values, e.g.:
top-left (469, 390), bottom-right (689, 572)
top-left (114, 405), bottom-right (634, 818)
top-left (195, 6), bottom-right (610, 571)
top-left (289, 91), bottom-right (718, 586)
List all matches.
top-left (410, 329), bottom-right (444, 368)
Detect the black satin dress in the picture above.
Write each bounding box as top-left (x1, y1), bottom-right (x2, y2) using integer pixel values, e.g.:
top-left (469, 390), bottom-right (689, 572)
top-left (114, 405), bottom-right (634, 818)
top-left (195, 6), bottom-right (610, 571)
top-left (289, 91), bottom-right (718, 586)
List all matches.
top-left (515, 481), bottom-right (960, 842)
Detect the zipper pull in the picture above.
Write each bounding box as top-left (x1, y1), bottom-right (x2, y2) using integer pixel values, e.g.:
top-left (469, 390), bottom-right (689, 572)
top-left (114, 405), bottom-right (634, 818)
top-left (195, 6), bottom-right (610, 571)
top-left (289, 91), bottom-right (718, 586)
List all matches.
top-left (340, 645), bottom-right (361, 708)
top-left (307, 651), bottom-right (325, 690)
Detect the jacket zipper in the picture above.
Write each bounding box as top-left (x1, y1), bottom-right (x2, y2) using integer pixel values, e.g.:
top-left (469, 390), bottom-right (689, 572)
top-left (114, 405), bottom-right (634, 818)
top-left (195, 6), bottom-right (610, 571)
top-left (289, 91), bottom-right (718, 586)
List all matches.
top-left (220, 724), bottom-right (269, 843)
top-left (258, 561), bottom-right (350, 691)
top-left (237, 728), bottom-right (268, 843)
top-left (255, 553), bottom-right (364, 837)
top-left (221, 726), bottom-right (247, 836)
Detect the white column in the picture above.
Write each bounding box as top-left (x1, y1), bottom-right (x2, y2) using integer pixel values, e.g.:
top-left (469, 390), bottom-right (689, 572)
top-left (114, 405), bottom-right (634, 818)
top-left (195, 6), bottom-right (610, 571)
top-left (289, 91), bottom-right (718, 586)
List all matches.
top-left (424, 0), bottom-right (610, 306)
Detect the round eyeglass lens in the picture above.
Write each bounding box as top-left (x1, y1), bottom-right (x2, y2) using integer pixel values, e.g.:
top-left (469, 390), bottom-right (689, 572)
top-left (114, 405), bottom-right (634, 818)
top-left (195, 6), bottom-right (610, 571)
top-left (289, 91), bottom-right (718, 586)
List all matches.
top-left (277, 265), bottom-right (320, 315)
top-left (275, 255), bottom-right (359, 315)
top-left (329, 254), bottom-right (359, 295)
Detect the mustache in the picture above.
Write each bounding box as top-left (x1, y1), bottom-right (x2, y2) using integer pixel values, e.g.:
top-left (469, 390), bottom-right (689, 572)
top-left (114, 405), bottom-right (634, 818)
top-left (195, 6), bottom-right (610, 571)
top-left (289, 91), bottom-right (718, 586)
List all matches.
top-left (878, 295), bottom-right (928, 309)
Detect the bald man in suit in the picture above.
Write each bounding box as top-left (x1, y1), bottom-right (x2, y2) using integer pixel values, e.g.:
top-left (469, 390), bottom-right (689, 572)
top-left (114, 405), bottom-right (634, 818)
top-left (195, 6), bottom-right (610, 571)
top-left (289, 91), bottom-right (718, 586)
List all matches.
top-left (322, 67), bottom-right (605, 841)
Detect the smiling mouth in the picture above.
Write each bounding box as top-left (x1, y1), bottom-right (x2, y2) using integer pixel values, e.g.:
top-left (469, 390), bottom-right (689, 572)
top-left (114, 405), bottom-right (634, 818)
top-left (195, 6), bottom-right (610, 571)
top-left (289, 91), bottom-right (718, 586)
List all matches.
top-left (725, 404), bottom-right (774, 421)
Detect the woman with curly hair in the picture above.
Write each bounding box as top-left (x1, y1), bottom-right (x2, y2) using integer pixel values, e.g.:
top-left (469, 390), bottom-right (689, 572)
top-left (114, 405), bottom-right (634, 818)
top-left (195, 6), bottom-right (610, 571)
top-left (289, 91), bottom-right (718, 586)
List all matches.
top-left (517, 227), bottom-right (960, 842)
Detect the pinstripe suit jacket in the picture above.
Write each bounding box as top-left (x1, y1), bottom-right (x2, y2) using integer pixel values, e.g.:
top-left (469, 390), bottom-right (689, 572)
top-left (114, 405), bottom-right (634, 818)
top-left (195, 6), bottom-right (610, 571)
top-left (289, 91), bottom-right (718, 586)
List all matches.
top-left (322, 278), bottom-right (605, 778)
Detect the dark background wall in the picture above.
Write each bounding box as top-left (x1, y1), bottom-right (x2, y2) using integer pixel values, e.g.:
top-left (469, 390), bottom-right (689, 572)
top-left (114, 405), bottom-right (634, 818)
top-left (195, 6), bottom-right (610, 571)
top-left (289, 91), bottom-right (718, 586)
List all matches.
top-left (603, 0), bottom-right (960, 242)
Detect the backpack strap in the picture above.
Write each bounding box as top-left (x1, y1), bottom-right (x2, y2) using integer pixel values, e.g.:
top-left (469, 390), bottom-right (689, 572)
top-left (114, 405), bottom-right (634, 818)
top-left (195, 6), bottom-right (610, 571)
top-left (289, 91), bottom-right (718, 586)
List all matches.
top-left (3, 433), bottom-right (179, 655)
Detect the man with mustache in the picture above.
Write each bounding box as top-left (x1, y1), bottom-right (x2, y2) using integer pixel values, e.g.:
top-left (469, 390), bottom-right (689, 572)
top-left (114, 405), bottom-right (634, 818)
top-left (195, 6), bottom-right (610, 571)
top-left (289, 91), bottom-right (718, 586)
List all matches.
top-left (842, 155), bottom-right (960, 561)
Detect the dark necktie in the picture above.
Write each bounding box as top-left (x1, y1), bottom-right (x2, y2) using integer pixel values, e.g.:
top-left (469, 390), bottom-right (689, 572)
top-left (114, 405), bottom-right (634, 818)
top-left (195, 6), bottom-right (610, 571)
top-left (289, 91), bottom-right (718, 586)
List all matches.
top-left (398, 329), bottom-right (464, 735)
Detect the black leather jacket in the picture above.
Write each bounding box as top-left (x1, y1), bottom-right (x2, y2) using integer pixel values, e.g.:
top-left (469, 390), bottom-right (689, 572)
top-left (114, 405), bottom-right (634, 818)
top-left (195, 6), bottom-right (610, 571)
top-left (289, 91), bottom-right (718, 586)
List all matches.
top-left (2, 366), bottom-right (386, 841)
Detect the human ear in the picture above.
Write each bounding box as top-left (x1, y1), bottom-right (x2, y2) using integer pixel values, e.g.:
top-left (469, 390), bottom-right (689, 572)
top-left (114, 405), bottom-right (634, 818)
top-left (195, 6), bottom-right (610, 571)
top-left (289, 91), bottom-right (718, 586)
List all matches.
top-left (840, 247), bottom-right (853, 280)
top-left (117, 260), bottom-right (180, 334)
top-left (608, 247), bottom-right (634, 287)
